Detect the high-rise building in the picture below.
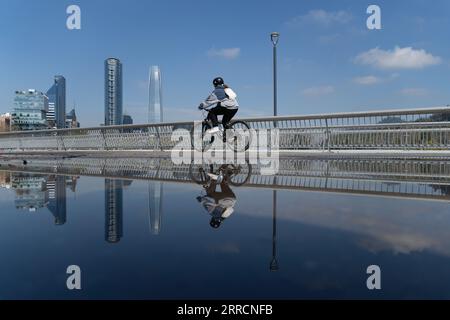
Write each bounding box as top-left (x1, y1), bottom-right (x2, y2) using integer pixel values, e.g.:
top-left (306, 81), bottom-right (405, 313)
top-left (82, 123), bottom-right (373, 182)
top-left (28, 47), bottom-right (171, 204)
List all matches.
top-left (66, 109), bottom-right (80, 128)
top-left (148, 66), bottom-right (164, 235)
top-left (122, 114), bottom-right (133, 125)
top-left (46, 76), bottom-right (66, 129)
top-left (105, 179), bottom-right (123, 243)
top-left (11, 89), bottom-right (49, 131)
top-left (148, 66), bottom-right (163, 123)
top-left (105, 58), bottom-right (123, 126)
top-left (0, 113), bottom-right (11, 132)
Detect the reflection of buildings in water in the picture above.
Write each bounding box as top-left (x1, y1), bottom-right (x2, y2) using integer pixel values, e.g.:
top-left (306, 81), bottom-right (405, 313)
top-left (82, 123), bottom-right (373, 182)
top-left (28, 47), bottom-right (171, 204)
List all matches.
top-left (0, 171), bottom-right (11, 188)
top-left (2, 172), bottom-right (77, 224)
top-left (148, 181), bottom-right (163, 235)
top-left (47, 176), bottom-right (67, 225)
top-left (66, 176), bottom-right (79, 193)
top-left (432, 185), bottom-right (450, 196)
top-left (12, 174), bottom-right (48, 211)
top-left (105, 179), bottom-right (123, 243)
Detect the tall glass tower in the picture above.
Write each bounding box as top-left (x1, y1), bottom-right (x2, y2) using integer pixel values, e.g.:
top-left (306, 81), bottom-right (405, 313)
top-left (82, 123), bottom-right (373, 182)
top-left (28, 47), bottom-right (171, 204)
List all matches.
top-left (148, 66), bottom-right (163, 123)
top-left (105, 58), bottom-right (123, 126)
top-left (148, 66), bottom-right (163, 235)
top-left (47, 75), bottom-right (66, 129)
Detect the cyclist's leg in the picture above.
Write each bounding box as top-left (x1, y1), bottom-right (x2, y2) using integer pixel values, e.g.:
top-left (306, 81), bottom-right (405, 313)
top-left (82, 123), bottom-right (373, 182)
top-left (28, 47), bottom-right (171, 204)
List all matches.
top-left (207, 106), bottom-right (223, 128)
top-left (222, 108), bottom-right (238, 128)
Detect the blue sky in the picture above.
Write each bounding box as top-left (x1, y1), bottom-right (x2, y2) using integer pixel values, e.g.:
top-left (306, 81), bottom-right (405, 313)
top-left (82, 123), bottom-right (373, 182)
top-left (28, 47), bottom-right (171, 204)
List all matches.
top-left (1, 0), bottom-right (450, 127)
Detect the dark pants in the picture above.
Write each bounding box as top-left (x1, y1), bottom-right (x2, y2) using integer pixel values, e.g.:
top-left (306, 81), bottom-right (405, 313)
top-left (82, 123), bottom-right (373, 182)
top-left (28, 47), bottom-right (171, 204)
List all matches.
top-left (207, 106), bottom-right (238, 128)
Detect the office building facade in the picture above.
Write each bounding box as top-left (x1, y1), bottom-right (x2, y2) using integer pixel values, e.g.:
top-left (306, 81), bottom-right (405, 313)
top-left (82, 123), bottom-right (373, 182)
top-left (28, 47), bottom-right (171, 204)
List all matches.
top-left (0, 113), bottom-right (11, 132)
top-left (122, 114), bottom-right (133, 125)
top-left (11, 89), bottom-right (49, 131)
top-left (105, 58), bottom-right (123, 126)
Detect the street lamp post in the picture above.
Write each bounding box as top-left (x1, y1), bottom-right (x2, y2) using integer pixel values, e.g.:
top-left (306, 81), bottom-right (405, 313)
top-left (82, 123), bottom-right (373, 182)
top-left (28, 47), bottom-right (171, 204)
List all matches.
top-left (270, 32), bottom-right (280, 272)
top-left (271, 32), bottom-right (279, 117)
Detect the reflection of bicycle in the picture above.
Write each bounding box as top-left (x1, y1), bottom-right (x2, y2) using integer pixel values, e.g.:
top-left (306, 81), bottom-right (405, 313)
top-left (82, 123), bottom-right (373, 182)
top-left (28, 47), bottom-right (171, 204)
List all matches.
top-left (189, 162), bottom-right (252, 187)
top-left (191, 109), bottom-right (251, 152)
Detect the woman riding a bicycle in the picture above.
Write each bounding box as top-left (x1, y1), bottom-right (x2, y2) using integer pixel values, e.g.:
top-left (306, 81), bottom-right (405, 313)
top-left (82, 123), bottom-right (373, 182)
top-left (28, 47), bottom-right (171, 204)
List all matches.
top-left (198, 77), bottom-right (239, 135)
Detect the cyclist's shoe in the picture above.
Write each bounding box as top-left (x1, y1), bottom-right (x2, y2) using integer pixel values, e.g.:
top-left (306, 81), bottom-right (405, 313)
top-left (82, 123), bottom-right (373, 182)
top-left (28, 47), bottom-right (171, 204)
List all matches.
top-left (206, 126), bottom-right (220, 135)
top-left (207, 173), bottom-right (219, 180)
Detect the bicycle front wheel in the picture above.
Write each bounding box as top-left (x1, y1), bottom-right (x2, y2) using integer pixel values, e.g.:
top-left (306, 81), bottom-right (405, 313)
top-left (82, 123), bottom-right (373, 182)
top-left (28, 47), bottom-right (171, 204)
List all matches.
top-left (191, 121), bottom-right (215, 152)
top-left (226, 121), bottom-right (251, 152)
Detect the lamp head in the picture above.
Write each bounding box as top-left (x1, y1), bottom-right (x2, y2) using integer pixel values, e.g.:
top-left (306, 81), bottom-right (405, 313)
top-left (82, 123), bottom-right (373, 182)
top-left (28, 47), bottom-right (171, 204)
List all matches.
top-left (270, 32), bottom-right (280, 46)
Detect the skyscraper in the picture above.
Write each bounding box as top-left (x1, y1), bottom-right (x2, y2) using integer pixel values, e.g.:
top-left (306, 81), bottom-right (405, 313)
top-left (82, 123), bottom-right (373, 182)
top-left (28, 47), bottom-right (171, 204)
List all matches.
top-left (148, 66), bottom-right (164, 235)
top-left (105, 58), bottom-right (123, 126)
top-left (47, 76), bottom-right (66, 129)
top-left (148, 66), bottom-right (163, 123)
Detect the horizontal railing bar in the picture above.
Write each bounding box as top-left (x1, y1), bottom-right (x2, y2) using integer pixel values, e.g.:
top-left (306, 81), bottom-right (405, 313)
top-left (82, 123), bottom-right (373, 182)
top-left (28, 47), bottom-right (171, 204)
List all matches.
top-left (2, 105), bottom-right (450, 137)
top-left (240, 105), bottom-right (450, 122)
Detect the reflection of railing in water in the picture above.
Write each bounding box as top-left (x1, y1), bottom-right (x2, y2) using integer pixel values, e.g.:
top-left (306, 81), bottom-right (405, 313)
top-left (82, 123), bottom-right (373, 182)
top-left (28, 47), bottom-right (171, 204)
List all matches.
top-left (2, 106), bottom-right (450, 151)
top-left (1, 157), bottom-right (450, 201)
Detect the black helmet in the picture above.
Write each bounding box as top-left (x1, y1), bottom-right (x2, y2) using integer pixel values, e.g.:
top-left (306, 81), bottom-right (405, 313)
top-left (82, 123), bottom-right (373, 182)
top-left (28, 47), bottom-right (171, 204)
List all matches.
top-left (213, 77), bottom-right (224, 87)
top-left (210, 217), bottom-right (223, 229)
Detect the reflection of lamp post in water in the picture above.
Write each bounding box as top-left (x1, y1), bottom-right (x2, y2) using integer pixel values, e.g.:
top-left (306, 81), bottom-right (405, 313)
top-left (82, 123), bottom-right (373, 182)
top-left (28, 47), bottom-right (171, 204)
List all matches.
top-left (270, 185), bottom-right (279, 272)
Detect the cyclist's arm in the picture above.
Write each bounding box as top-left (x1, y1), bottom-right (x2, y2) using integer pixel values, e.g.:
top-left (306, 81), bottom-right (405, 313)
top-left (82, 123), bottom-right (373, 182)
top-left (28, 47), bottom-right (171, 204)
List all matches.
top-left (200, 92), bottom-right (219, 109)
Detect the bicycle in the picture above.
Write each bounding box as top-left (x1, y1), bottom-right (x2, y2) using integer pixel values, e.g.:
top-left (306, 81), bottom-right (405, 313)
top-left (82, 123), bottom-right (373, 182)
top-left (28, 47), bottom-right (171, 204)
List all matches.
top-left (189, 161), bottom-right (252, 187)
top-left (190, 108), bottom-right (251, 152)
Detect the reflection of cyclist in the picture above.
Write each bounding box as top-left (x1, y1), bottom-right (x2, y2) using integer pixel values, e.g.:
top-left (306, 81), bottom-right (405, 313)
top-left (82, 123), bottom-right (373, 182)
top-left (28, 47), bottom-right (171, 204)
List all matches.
top-left (196, 177), bottom-right (237, 229)
top-left (198, 77), bottom-right (239, 135)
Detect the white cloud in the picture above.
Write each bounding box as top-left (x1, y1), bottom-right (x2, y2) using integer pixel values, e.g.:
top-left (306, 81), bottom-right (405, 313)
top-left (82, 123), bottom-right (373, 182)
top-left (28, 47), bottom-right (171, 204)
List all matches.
top-left (353, 75), bottom-right (381, 85)
top-left (207, 47), bottom-right (240, 60)
top-left (355, 46), bottom-right (442, 69)
top-left (400, 88), bottom-right (429, 96)
top-left (287, 10), bottom-right (352, 27)
top-left (301, 86), bottom-right (335, 97)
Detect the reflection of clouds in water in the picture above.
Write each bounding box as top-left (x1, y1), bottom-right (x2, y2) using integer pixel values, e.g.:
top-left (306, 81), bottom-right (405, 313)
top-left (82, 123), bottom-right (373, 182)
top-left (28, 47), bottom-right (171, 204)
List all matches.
top-left (357, 235), bottom-right (436, 255)
top-left (238, 190), bottom-right (450, 257)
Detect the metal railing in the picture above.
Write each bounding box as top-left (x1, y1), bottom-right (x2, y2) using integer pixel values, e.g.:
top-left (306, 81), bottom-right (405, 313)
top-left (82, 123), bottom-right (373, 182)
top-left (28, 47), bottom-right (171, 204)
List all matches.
top-left (1, 106), bottom-right (450, 151)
